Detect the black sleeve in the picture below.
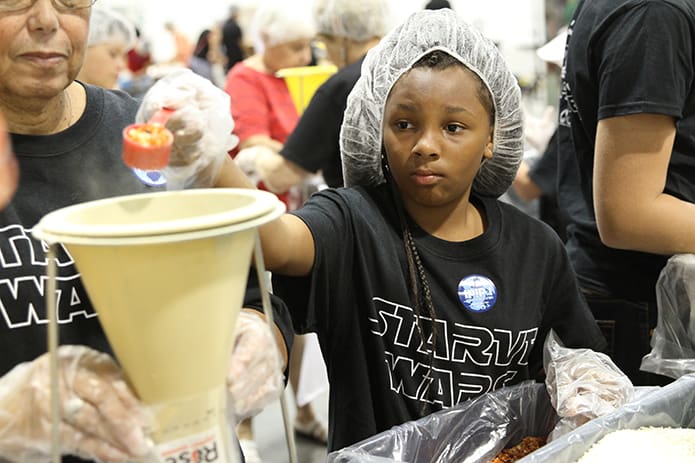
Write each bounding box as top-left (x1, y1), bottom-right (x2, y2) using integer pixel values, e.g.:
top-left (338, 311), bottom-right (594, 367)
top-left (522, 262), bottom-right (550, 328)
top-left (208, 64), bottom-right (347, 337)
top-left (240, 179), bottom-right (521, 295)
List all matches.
top-left (243, 269), bottom-right (294, 379)
top-left (280, 85), bottom-right (344, 186)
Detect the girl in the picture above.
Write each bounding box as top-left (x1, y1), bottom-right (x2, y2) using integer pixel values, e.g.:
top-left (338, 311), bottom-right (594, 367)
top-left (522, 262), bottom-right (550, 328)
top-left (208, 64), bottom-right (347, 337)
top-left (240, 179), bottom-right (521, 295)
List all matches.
top-left (217, 8), bottom-right (605, 452)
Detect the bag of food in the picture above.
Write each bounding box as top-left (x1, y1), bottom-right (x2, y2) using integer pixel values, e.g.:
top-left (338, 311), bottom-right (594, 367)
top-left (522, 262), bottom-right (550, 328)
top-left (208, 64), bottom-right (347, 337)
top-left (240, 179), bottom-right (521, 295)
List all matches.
top-left (326, 381), bottom-right (558, 463)
top-left (516, 373), bottom-right (695, 463)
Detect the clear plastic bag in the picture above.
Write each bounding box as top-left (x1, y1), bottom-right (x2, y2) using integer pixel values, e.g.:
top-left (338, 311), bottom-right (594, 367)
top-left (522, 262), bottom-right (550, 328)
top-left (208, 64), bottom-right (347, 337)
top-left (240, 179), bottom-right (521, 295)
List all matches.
top-left (326, 381), bottom-right (558, 463)
top-left (517, 373), bottom-right (695, 462)
top-left (640, 254), bottom-right (695, 379)
top-left (543, 330), bottom-right (634, 440)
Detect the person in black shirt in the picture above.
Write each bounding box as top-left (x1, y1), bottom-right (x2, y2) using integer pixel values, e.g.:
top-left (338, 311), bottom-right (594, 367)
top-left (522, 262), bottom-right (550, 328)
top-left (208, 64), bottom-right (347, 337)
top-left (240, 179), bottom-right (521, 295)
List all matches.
top-left (0, 2), bottom-right (291, 460)
top-left (556, 0), bottom-right (695, 385)
top-left (222, 5), bottom-right (244, 73)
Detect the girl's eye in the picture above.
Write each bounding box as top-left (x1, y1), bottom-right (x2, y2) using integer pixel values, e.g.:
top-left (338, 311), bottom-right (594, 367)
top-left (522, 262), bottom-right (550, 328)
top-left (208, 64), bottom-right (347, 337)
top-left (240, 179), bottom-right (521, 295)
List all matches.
top-left (396, 120), bottom-right (412, 130)
top-left (446, 124), bottom-right (464, 133)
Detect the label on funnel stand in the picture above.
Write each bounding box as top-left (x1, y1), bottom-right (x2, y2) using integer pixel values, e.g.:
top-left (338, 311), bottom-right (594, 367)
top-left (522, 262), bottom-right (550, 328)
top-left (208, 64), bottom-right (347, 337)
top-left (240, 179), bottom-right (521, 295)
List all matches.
top-left (156, 427), bottom-right (226, 463)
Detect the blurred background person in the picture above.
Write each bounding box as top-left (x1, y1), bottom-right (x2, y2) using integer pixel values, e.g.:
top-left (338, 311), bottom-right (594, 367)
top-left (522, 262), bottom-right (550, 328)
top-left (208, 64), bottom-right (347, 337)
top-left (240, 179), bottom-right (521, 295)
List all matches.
top-left (164, 21), bottom-right (193, 66)
top-left (188, 25), bottom-right (226, 87)
top-left (224, 0), bottom-right (316, 210)
top-left (222, 4), bottom-right (244, 73)
top-left (424, 0), bottom-right (452, 9)
top-left (511, 27), bottom-right (567, 240)
top-left (119, 27), bottom-right (155, 100)
top-left (237, 0), bottom-right (391, 194)
top-left (77, 7), bottom-right (136, 89)
top-left (223, 2), bottom-right (319, 460)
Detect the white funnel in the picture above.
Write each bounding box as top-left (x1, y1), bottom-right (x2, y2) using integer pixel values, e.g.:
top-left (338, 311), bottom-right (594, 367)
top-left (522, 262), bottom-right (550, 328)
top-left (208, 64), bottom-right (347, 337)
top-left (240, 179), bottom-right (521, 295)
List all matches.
top-left (33, 188), bottom-right (284, 462)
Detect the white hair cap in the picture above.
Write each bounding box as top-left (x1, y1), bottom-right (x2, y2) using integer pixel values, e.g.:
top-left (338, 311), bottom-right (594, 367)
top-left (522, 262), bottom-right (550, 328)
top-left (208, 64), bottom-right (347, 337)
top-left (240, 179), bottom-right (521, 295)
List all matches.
top-left (340, 9), bottom-right (523, 197)
top-left (251, 0), bottom-right (317, 52)
top-left (88, 8), bottom-right (137, 49)
top-left (314, 0), bottom-right (392, 42)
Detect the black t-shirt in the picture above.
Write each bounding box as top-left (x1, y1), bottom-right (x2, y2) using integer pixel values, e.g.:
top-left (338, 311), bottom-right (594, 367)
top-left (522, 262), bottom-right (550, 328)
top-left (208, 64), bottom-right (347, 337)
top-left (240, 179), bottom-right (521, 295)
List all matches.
top-left (0, 84), bottom-right (280, 463)
top-left (557, 0), bottom-right (695, 301)
top-left (0, 83), bottom-right (159, 377)
top-left (280, 57), bottom-right (364, 188)
top-left (272, 185), bottom-right (605, 451)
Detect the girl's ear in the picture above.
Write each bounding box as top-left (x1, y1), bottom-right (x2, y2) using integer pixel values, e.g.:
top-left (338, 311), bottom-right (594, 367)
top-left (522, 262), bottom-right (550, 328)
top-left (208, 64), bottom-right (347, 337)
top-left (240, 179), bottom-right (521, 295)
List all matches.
top-left (483, 140), bottom-right (493, 160)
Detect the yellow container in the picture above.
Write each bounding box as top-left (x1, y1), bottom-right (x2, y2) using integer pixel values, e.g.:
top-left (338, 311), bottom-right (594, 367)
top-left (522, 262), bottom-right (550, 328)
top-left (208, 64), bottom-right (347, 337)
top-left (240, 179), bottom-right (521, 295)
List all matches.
top-left (276, 64), bottom-right (338, 114)
top-left (33, 188), bottom-right (285, 463)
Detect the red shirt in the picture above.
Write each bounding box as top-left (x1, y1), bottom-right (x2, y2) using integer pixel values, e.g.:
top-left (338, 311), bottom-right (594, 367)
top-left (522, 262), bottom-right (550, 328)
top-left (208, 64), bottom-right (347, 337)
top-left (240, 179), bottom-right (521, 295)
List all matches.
top-left (225, 62), bottom-right (299, 207)
top-left (225, 62), bottom-right (298, 146)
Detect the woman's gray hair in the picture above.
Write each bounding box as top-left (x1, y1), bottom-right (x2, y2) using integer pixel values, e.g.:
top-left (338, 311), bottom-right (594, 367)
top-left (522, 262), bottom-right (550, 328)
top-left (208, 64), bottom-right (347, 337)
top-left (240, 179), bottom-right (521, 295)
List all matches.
top-left (314, 0), bottom-right (392, 42)
top-left (340, 9), bottom-right (523, 197)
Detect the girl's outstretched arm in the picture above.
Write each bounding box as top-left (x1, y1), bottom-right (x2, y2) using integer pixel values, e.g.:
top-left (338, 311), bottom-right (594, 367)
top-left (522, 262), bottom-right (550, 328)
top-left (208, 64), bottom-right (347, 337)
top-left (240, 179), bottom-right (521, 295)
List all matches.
top-left (215, 156), bottom-right (316, 276)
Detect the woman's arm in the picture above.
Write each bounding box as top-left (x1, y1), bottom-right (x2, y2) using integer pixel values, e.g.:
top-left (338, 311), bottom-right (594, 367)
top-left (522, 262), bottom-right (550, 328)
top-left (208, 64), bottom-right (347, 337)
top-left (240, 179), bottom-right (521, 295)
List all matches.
top-left (593, 113), bottom-right (695, 254)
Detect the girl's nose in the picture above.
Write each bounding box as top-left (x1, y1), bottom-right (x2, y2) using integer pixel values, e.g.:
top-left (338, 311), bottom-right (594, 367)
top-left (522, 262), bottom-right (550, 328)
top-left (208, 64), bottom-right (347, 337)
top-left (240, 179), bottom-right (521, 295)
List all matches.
top-left (412, 127), bottom-right (440, 159)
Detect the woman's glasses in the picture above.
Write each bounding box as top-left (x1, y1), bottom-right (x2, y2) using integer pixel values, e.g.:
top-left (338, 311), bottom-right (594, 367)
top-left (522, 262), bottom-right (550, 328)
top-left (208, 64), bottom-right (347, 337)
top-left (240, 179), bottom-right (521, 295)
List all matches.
top-left (0, 0), bottom-right (97, 12)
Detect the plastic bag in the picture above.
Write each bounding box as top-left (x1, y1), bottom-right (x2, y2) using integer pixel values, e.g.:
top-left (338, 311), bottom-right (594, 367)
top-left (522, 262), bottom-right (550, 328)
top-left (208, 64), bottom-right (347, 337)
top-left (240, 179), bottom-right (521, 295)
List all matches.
top-left (326, 381), bottom-right (558, 463)
top-left (640, 254), bottom-right (695, 379)
top-left (517, 373), bottom-right (695, 462)
top-left (543, 330), bottom-right (634, 441)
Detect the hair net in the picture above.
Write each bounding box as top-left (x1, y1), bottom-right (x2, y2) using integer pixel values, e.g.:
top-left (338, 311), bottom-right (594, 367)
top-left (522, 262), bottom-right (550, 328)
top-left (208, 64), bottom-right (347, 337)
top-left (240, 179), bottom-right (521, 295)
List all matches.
top-left (250, 1), bottom-right (317, 53)
top-left (88, 8), bottom-right (137, 49)
top-left (340, 9), bottom-right (523, 198)
top-left (314, 0), bottom-right (392, 42)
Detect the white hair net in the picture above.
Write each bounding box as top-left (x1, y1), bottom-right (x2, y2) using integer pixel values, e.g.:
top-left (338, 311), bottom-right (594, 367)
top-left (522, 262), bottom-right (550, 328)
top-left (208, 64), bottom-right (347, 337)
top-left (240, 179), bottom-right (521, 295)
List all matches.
top-left (88, 8), bottom-right (136, 49)
top-left (250, 1), bottom-right (317, 53)
top-left (340, 9), bottom-right (524, 197)
top-left (314, 0), bottom-right (392, 42)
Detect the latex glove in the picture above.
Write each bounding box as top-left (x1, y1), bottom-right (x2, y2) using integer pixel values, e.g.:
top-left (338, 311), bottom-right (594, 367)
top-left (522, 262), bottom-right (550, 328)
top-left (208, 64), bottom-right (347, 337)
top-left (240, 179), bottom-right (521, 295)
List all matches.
top-left (226, 311), bottom-right (284, 422)
top-left (233, 146), bottom-right (264, 185)
top-left (0, 345), bottom-right (151, 463)
top-left (234, 145), bottom-right (290, 193)
top-left (543, 330), bottom-right (634, 440)
top-left (136, 69), bottom-right (239, 189)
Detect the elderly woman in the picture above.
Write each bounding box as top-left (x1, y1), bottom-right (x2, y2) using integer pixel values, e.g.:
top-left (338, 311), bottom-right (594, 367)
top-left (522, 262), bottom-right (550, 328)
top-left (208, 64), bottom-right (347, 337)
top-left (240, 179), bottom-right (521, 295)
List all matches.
top-left (76, 7), bottom-right (136, 89)
top-left (224, 0), bottom-right (316, 209)
top-left (0, 2), bottom-right (291, 462)
top-left (238, 0), bottom-right (392, 194)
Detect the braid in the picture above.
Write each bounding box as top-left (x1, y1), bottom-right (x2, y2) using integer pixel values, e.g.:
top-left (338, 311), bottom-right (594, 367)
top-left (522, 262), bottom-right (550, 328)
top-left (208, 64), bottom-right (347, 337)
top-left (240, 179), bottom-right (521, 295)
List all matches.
top-left (384, 155), bottom-right (439, 415)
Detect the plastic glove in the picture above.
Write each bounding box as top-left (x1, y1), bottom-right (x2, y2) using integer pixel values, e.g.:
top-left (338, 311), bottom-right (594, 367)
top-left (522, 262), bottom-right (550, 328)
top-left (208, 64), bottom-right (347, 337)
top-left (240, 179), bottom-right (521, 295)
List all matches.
top-left (543, 330), bottom-right (634, 440)
top-left (136, 69), bottom-right (239, 189)
top-left (0, 345), bottom-right (151, 463)
top-left (233, 146), bottom-right (264, 185)
top-left (235, 145), bottom-right (298, 193)
top-left (226, 311), bottom-right (284, 422)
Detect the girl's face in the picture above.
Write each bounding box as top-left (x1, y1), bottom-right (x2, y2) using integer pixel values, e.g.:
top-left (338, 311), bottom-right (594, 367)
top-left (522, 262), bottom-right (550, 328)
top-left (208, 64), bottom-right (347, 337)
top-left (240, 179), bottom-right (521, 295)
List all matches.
top-left (77, 41), bottom-right (129, 89)
top-left (382, 65), bottom-right (493, 211)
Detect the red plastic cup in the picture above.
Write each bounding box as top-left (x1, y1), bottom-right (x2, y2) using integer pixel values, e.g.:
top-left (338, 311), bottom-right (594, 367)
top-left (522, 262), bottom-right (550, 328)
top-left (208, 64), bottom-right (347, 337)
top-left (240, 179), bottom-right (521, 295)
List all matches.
top-left (122, 108), bottom-right (175, 171)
